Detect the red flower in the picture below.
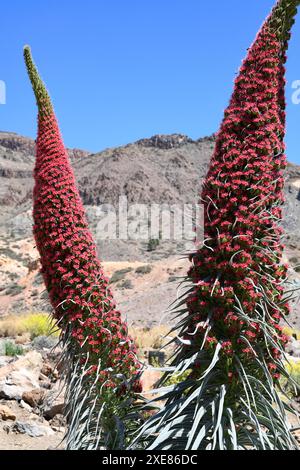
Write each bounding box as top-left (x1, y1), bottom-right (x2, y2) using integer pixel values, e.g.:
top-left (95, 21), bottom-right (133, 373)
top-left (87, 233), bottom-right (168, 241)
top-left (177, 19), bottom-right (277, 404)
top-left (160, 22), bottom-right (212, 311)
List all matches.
top-left (183, 5), bottom-right (294, 378)
top-left (24, 46), bottom-right (141, 396)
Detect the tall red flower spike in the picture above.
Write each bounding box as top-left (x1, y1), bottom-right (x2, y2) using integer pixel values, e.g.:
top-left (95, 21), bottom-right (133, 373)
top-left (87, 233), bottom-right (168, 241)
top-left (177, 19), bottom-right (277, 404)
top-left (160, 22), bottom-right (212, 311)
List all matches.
top-left (133, 0), bottom-right (300, 450)
top-left (24, 46), bottom-right (142, 450)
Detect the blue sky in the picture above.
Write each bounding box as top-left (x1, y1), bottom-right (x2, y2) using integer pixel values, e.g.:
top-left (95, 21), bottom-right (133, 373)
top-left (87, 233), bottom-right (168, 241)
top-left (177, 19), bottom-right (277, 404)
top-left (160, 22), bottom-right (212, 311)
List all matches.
top-left (1, 0), bottom-right (300, 163)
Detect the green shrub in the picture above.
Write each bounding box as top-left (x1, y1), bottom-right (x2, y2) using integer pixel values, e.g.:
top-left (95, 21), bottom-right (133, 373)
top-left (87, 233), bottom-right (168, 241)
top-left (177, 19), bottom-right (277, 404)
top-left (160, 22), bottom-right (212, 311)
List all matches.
top-left (4, 341), bottom-right (24, 357)
top-left (5, 284), bottom-right (24, 296)
top-left (164, 370), bottom-right (191, 387)
top-left (135, 265), bottom-right (152, 275)
top-left (118, 279), bottom-right (134, 289)
top-left (110, 268), bottom-right (132, 283)
top-left (147, 239), bottom-right (160, 252)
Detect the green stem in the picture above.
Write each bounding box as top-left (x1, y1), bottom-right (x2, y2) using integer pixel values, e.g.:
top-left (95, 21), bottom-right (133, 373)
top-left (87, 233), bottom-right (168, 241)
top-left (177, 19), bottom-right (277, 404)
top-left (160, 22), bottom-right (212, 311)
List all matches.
top-left (23, 45), bottom-right (53, 115)
top-left (268, 0), bottom-right (300, 45)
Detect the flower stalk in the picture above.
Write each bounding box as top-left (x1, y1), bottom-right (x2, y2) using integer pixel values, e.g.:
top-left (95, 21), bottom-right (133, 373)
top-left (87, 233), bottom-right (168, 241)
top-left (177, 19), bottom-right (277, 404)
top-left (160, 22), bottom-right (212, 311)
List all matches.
top-left (132, 0), bottom-right (300, 450)
top-left (24, 46), bottom-right (142, 450)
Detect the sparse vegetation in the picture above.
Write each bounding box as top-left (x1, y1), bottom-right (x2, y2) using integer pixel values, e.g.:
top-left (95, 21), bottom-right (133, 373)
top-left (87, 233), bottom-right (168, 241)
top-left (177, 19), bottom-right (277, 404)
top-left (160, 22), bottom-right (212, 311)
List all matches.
top-left (0, 312), bottom-right (59, 340)
top-left (0, 247), bottom-right (24, 264)
top-left (135, 265), bottom-right (152, 275)
top-left (110, 268), bottom-right (132, 283)
top-left (5, 284), bottom-right (24, 296)
top-left (118, 279), bottom-right (134, 289)
top-left (148, 350), bottom-right (166, 366)
top-left (129, 325), bottom-right (173, 351)
top-left (22, 313), bottom-right (58, 339)
top-left (4, 340), bottom-right (24, 357)
top-left (147, 238), bottom-right (160, 252)
top-left (164, 369), bottom-right (191, 387)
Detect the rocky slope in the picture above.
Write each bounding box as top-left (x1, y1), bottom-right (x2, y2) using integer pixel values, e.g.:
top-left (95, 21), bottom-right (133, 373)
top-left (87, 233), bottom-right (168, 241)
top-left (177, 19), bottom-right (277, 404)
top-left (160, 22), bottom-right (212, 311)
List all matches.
top-left (1, 131), bottom-right (300, 327)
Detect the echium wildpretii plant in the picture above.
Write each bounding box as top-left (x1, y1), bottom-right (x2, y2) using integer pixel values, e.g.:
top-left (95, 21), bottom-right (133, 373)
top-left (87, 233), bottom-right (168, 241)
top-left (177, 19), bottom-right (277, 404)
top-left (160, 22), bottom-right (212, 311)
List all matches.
top-left (131, 0), bottom-right (300, 450)
top-left (24, 46), bottom-right (142, 450)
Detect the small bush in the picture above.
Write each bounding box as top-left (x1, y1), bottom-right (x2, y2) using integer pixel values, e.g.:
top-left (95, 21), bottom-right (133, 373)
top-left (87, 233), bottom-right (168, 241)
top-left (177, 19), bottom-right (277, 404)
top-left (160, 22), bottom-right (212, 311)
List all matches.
top-left (0, 248), bottom-right (24, 264)
top-left (135, 265), bottom-right (152, 275)
top-left (8, 273), bottom-right (19, 282)
top-left (0, 313), bottom-right (59, 340)
top-left (118, 279), bottom-right (134, 290)
top-left (4, 340), bottom-right (24, 357)
top-left (5, 284), bottom-right (24, 296)
top-left (22, 313), bottom-right (58, 339)
top-left (148, 350), bottom-right (166, 366)
top-left (110, 268), bottom-right (132, 284)
top-left (147, 239), bottom-right (160, 252)
top-left (130, 325), bottom-right (172, 351)
top-left (164, 370), bottom-right (191, 387)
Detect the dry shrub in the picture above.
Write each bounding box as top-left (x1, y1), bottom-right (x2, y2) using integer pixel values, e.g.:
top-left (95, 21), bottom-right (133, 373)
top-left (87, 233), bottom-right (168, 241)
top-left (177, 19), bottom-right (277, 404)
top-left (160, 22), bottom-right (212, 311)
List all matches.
top-left (0, 312), bottom-right (59, 340)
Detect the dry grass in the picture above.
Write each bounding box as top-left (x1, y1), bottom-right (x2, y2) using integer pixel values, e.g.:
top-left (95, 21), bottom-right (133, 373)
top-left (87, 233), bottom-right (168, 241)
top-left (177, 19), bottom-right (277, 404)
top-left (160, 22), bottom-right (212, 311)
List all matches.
top-left (283, 326), bottom-right (300, 341)
top-left (0, 312), bottom-right (59, 340)
top-left (129, 325), bottom-right (173, 350)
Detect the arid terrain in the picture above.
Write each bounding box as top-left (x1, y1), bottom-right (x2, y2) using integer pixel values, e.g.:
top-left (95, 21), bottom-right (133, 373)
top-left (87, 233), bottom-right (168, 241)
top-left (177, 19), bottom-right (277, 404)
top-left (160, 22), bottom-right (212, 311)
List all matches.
top-left (0, 130), bottom-right (300, 450)
top-left (1, 130), bottom-right (300, 326)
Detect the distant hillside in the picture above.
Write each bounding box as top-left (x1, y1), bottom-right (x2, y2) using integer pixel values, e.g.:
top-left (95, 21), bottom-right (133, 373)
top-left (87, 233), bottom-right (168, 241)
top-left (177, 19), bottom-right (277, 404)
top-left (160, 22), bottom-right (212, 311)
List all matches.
top-left (1, 131), bottom-right (300, 328)
top-left (1, 130), bottom-right (300, 247)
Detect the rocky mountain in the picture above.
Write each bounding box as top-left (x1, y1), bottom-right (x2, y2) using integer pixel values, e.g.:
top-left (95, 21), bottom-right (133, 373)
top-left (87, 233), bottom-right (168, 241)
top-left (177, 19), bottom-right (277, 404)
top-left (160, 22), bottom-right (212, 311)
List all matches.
top-left (2, 130), bottom-right (300, 236)
top-left (1, 131), bottom-right (300, 327)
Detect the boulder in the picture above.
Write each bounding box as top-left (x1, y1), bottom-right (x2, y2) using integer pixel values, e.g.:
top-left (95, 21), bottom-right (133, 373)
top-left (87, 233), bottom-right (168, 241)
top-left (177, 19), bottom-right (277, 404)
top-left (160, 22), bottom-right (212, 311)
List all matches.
top-left (0, 404), bottom-right (16, 421)
top-left (0, 356), bottom-right (13, 368)
top-left (15, 333), bottom-right (31, 345)
top-left (32, 336), bottom-right (58, 352)
top-left (11, 420), bottom-right (55, 437)
top-left (22, 389), bottom-right (46, 408)
top-left (19, 399), bottom-right (33, 413)
top-left (0, 351), bottom-right (43, 400)
top-left (40, 362), bottom-right (59, 380)
top-left (49, 413), bottom-right (66, 432)
top-left (42, 386), bottom-right (65, 419)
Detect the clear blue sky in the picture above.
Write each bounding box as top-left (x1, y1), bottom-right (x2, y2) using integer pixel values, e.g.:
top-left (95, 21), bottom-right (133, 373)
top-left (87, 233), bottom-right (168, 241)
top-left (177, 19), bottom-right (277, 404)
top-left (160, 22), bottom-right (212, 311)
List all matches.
top-left (1, 0), bottom-right (300, 163)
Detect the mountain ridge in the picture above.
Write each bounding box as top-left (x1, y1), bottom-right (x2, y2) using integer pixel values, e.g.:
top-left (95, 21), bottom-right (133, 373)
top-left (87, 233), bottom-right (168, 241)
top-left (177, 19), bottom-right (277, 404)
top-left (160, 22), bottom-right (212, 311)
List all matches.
top-left (1, 130), bottom-right (300, 327)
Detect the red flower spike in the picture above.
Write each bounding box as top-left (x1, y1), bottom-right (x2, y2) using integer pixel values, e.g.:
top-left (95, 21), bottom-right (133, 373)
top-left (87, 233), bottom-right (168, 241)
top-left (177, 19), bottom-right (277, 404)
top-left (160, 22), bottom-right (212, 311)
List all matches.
top-left (134, 1), bottom-right (300, 451)
top-left (24, 46), bottom-right (141, 450)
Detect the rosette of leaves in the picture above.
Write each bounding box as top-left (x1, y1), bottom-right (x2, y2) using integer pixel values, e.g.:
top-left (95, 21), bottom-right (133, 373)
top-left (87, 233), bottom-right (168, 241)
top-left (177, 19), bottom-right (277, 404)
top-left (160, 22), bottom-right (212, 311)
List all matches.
top-left (24, 46), bottom-right (143, 450)
top-left (131, 0), bottom-right (300, 450)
